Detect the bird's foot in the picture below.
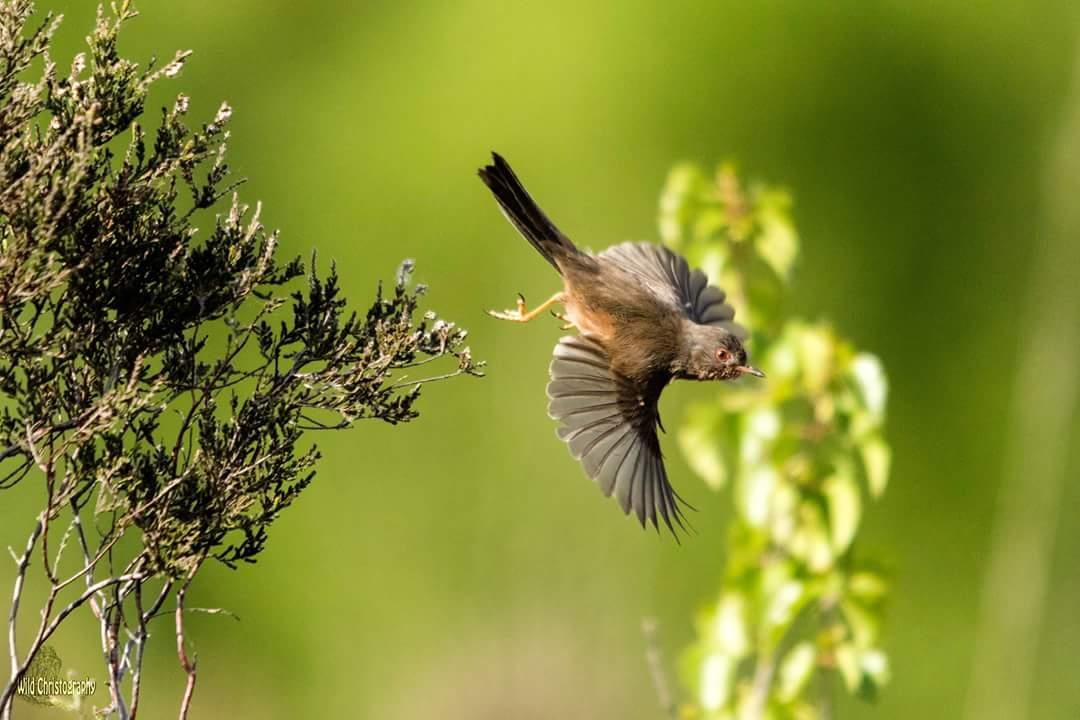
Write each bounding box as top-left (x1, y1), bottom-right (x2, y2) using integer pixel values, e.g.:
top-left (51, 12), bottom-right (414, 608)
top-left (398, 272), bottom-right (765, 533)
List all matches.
top-left (486, 292), bottom-right (564, 324)
top-left (487, 293), bottom-right (528, 322)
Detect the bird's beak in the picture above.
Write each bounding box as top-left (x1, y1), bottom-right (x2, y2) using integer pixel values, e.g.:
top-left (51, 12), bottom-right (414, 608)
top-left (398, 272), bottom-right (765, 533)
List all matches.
top-left (737, 365), bottom-right (766, 378)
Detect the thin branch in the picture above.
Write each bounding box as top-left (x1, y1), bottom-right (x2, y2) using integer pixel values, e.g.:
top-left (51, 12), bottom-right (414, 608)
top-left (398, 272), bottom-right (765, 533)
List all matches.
top-left (816, 664), bottom-right (833, 720)
top-left (744, 650), bottom-right (777, 720)
top-left (175, 570), bottom-right (198, 720)
top-left (70, 498), bottom-right (106, 620)
top-left (128, 579), bottom-right (173, 720)
top-left (105, 581), bottom-right (129, 720)
top-left (0, 571), bottom-right (149, 716)
top-left (642, 618), bottom-right (677, 719)
top-left (389, 367), bottom-right (474, 389)
top-left (127, 589), bottom-right (146, 720)
top-left (6, 518), bottom-right (43, 681)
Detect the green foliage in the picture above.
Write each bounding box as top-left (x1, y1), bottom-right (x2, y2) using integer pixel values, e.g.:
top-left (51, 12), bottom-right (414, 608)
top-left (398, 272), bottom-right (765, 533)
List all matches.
top-left (1, 0), bottom-right (480, 575)
top-left (667, 165), bottom-right (891, 718)
top-left (0, 3), bottom-right (481, 716)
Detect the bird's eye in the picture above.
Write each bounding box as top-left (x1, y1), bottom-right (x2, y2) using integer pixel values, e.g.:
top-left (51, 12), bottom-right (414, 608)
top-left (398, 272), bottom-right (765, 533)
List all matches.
top-left (716, 348), bottom-right (731, 363)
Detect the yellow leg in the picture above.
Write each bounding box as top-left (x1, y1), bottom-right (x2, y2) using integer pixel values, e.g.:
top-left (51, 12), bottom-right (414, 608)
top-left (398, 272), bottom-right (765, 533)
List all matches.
top-left (487, 292), bottom-right (565, 323)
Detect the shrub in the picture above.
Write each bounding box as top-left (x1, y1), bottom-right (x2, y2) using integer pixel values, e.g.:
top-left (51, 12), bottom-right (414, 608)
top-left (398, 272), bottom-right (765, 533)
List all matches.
top-left (661, 163), bottom-right (891, 718)
top-left (0, 3), bottom-right (481, 717)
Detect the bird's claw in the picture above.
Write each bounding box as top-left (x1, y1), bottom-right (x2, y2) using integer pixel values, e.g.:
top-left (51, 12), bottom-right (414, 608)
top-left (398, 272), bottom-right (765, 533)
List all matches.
top-left (486, 291), bottom-right (564, 324)
top-left (550, 309), bottom-right (574, 330)
top-left (487, 293), bottom-right (528, 321)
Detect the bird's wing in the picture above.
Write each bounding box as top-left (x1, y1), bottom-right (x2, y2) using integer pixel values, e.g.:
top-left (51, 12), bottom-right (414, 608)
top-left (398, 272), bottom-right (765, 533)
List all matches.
top-left (546, 334), bottom-right (690, 535)
top-left (598, 241), bottom-right (745, 336)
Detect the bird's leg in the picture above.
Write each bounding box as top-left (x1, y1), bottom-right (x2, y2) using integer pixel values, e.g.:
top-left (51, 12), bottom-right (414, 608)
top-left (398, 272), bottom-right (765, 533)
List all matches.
top-left (487, 292), bottom-right (565, 323)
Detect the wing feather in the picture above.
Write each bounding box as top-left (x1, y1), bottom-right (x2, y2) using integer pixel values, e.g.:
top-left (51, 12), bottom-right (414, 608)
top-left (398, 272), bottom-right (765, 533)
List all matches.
top-left (547, 335), bottom-right (690, 536)
top-left (599, 241), bottom-right (746, 338)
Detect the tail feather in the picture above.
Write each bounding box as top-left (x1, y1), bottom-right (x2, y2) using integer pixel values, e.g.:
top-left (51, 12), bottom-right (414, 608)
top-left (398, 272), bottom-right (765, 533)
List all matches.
top-left (478, 152), bottom-right (577, 272)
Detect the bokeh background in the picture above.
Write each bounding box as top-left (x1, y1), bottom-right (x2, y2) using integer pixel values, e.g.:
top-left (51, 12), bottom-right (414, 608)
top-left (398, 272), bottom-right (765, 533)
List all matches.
top-left (6, 1), bottom-right (1080, 718)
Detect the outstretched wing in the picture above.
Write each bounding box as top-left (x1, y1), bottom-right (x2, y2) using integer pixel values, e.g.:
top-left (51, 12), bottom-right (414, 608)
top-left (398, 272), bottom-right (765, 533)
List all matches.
top-left (546, 335), bottom-right (690, 535)
top-left (598, 241), bottom-right (745, 336)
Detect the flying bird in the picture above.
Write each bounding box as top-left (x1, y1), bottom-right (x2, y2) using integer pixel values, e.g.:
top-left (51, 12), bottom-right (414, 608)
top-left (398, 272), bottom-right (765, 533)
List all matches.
top-left (479, 152), bottom-right (763, 535)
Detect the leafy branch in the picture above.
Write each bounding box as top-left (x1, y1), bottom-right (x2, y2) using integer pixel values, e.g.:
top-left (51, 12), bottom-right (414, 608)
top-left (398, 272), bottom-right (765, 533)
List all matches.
top-left (0, 2), bottom-right (482, 717)
top-left (659, 164), bottom-right (892, 718)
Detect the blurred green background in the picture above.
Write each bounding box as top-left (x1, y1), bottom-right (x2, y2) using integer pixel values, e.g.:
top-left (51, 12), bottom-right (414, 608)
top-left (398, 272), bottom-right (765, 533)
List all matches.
top-left (6, 0), bottom-right (1080, 718)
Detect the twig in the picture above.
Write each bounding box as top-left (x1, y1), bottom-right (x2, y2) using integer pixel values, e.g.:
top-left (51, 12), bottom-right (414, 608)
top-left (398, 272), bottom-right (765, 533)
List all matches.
top-left (816, 665), bottom-right (833, 720)
top-left (744, 651), bottom-right (777, 720)
top-left (128, 579), bottom-right (172, 719)
top-left (128, 618), bottom-right (147, 719)
top-left (389, 368), bottom-right (472, 389)
top-left (642, 618), bottom-right (677, 719)
top-left (0, 571), bottom-right (148, 715)
top-left (106, 580), bottom-right (129, 720)
top-left (70, 498), bottom-right (106, 619)
top-left (5, 517), bottom-right (44, 720)
top-left (176, 571), bottom-right (198, 720)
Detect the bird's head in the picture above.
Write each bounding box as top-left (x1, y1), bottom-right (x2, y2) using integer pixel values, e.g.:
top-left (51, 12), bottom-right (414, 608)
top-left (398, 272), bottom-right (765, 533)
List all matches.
top-left (678, 323), bottom-right (765, 381)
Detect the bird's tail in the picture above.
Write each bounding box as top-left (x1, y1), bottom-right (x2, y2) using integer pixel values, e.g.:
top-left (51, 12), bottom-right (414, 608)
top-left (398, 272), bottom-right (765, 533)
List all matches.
top-left (478, 152), bottom-right (578, 272)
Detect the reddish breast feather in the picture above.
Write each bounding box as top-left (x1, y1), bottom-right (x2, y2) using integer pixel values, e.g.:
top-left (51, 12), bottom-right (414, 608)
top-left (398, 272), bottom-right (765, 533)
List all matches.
top-left (562, 279), bottom-right (616, 340)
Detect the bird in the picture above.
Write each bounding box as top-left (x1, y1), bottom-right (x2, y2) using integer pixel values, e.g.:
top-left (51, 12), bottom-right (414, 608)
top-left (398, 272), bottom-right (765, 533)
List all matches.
top-left (478, 152), bottom-right (763, 536)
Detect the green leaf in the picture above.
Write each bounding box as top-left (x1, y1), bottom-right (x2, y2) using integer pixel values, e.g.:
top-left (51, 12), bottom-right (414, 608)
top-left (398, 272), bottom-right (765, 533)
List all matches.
top-left (740, 407), bottom-right (781, 464)
top-left (709, 592), bottom-right (752, 657)
top-left (764, 340), bottom-right (799, 384)
top-left (822, 471), bottom-right (861, 553)
top-left (766, 481), bottom-right (800, 547)
top-left (763, 580), bottom-right (807, 647)
top-left (699, 652), bottom-right (738, 711)
top-left (786, 501), bottom-right (834, 572)
top-left (695, 207), bottom-right (730, 245)
top-left (850, 353), bottom-right (887, 421)
top-left (834, 645), bottom-right (890, 702)
top-left (848, 571), bottom-right (889, 602)
top-left (679, 415), bottom-right (729, 490)
top-left (699, 246), bottom-right (734, 296)
top-left (860, 648), bottom-right (891, 692)
top-left (840, 598), bottom-right (881, 649)
top-left (754, 189), bottom-right (799, 280)
top-left (777, 642), bottom-right (817, 702)
top-left (742, 252), bottom-right (787, 332)
top-left (859, 435), bottom-right (891, 499)
top-left (794, 323), bottom-right (835, 394)
top-left (737, 466), bottom-right (778, 528)
top-left (659, 163), bottom-right (709, 248)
